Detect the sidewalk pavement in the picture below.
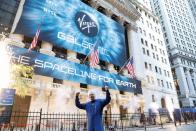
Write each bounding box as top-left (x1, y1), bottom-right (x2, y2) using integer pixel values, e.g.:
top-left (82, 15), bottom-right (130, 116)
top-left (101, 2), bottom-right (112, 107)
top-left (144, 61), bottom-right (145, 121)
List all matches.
top-left (133, 123), bottom-right (196, 131)
top-left (135, 123), bottom-right (196, 131)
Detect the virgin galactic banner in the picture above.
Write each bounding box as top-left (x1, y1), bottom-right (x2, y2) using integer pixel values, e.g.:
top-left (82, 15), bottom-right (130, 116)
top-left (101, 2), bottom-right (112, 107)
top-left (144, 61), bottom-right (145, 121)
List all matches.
top-left (9, 45), bottom-right (142, 94)
top-left (15, 0), bottom-right (127, 66)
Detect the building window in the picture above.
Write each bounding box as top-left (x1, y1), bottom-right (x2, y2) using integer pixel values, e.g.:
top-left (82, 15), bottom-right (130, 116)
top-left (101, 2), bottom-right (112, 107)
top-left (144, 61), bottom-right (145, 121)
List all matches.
top-left (80, 83), bottom-right (87, 88)
top-left (167, 71), bottom-right (170, 77)
top-left (77, 53), bottom-right (86, 62)
top-left (114, 65), bottom-right (120, 71)
top-left (53, 46), bottom-right (67, 59)
top-left (147, 50), bottom-right (150, 56)
top-left (152, 35), bottom-right (155, 41)
top-left (155, 46), bottom-right (157, 51)
top-left (163, 51), bottom-right (165, 55)
top-left (149, 33), bottom-right (152, 39)
top-left (145, 62), bottom-right (148, 69)
top-left (159, 68), bottom-right (162, 74)
top-left (153, 53), bottom-right (155, 59)
top-left (81, 0), bottom-right (91, 5)
top-left (151, 77), bottom-right (154, 84)
top-left (157, 79), bottom-right (160, 86)
top-left (99, 60), bottom-right (107, 71)
top-left (161, 57), bottom-right (164, 63)
top-left (141, 38), bottom-right (144, 44)
top-left (149, 64), bottom-right (152, 70)
top-left (192, 79), bottom-right (196, 90)
top-left (156, 54), bottom-right (159, 60)
top-left (152, 95), bottom-right (155, 102)
top-left (193, 100), bottom-right (196, 107)
top-left (171, 98), bottom-right (174, 104)
top-left (142, 48), bottom-right (146, 54)
top-left (166, 81), bottom-right (169, 88)
top-left (155, 66), bottom-right (158, 72)
top-left (145, 40), bottom-right (148, 46)
top-left (143, 30), bottom-right (146, 36)
top-left (169, 83), bottom-right (173, 89)
top-left (151, 44), bottom-right (154, 49)
top-left (161, 80), bottom-right (164, 87)
top-left (164, 70), bottom-right (167, 76)
top-left (97, 6), bottom-right (106, 14)
top-left (164, 33), bottom-right (167, 37)
top-left (53, 78), bottom-right (63, 84)
top-left (166, 39), bottom-right (169, 44)
top-left (119, 90), bottom-right (125, 95)
top-left (164, 59), bottom-right (167, 64)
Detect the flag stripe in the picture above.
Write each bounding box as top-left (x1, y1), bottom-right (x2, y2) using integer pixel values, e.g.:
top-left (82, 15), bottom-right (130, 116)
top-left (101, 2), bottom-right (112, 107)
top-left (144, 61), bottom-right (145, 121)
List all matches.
top-left (126, 57), bottom-right (136, 78)
top-left (29, 29), bottom-right (40, 50)
top-left (90, 48), bottom-right (99, 67)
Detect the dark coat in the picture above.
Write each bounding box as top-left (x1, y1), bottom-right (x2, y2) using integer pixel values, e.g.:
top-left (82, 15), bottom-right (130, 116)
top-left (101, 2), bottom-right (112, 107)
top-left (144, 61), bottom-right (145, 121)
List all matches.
top-left (75, 90), bottom-right (111, 131)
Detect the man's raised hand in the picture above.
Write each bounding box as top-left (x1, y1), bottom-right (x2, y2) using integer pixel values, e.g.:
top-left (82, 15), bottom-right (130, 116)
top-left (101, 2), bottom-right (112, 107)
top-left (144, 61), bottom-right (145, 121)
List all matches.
top-left (76, 92), bottom-right (80, 97)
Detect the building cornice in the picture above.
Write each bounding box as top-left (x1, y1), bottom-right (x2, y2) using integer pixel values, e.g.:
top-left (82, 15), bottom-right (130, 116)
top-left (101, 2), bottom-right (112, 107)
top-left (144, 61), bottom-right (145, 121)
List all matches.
top-left (171, 63), bottom-right (196, 71)
top-left (143, 86), bottom-right (177, 96)
top-left (169, 52), bottom-right (196, 62)
top-left (108, 0), bottom-right (141, 21)
top-left (169, 47), bottom-right (196, 57)
top-left (94, 0), bottom-right (141, 22)
top-left (130, 0), bottom-right (159, 21)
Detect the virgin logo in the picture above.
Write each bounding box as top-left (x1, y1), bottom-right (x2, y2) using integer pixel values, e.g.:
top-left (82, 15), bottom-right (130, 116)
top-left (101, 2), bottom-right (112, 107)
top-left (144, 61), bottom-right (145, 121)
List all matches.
top-left (75, 11), bottom-right (98, 37)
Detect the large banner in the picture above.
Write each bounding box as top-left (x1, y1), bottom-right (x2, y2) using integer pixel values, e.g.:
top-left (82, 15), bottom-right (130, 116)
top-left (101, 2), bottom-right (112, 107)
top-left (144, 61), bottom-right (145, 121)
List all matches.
top-left (15, 0), bottom-right (127, 66)
top-left (9, 45), bottom-right (142, 94)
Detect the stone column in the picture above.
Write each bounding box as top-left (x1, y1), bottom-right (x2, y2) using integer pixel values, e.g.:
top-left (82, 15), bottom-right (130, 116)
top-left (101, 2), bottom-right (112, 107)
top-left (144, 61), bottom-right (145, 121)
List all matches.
top-left (107, 63), bottom-right (117, 74)
top-left (118, 17), bottom-right (125, 25)
top-left (67, 50), bottom-right (80, 63)
top-left (9, 0), bottom-right (25, 47)
top-left (89, 1), bottom-right (99, 9)
top-left (185, 69), bottom-right (195, 94)
top-left (31, 41), bottom-right (55, 112)
top-left (192, 71), bottom-right (196, 91)
top-left (65, 50), bottom-right (81, 90)
top-left (127, 24), bottom-right (143, 79)
top-left (11, 0), bottom-right (25, 33)
top-left (9, 34), bottom-right (25, 47)
top-left (175, 66), bottom-right (189, 94)
top-left (33, 41), bottom-right (55, 89)
top-left (105, 9), bottom-right (113, 16)
top-left (40, 41), bottom-right (55, 56)
top-left (122, 68), bottom-right (129, 76)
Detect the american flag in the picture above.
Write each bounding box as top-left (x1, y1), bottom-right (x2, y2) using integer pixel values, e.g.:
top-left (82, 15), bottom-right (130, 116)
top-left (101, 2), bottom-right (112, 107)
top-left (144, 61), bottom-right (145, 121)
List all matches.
top-left (29, 29), bottom-right (40, 51)
top-left (90, 43), bottom-right (99, 67)
top-left (126, 57), bottom-right (136, 78)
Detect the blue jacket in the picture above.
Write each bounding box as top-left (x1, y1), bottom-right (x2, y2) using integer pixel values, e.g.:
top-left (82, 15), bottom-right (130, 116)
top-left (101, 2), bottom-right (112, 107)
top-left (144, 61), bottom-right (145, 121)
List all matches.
top-left (75, 90), bottom-right (111, 131)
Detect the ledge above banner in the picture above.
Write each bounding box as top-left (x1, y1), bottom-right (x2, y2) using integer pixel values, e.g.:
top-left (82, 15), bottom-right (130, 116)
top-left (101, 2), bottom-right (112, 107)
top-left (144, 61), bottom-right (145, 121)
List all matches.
top-left (8, 45), bottom-right (142, 94)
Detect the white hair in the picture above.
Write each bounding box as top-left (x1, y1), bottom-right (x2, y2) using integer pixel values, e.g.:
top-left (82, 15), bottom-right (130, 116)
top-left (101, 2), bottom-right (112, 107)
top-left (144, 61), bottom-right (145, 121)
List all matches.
top-left (88, 89), bottom-right (97, 97)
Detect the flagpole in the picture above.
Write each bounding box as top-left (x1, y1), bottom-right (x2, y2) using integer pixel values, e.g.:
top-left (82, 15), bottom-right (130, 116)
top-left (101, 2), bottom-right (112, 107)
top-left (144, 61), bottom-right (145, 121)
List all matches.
top-left (38, 15), bottom-right (45, 30)
top-left (28, 15), bottom-right (45, 51)
top-left (81, 38), bottom-right (100, 64)
top-left (81, 54), bottom-right (89, 64)
top-left (81, 44), bottom-right (95, 64)
top-left (118, 57), bottom-right (131, 74)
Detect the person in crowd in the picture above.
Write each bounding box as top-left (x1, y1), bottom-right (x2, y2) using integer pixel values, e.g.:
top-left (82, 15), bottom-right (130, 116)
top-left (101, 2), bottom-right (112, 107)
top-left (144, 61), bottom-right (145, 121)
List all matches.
top-left (173, 109), bottom-right (181, 126)
top-left (75, 87), bottom-right (111, 131)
